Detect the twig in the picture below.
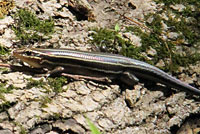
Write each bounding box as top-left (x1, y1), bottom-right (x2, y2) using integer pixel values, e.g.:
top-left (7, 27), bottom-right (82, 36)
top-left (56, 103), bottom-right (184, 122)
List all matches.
top-left (122, 14), bottom-right (152, 32)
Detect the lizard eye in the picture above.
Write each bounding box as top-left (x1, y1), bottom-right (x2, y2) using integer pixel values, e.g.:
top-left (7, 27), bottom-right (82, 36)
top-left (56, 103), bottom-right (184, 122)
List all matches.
top-left (25, 51), bottom-right (32, 56)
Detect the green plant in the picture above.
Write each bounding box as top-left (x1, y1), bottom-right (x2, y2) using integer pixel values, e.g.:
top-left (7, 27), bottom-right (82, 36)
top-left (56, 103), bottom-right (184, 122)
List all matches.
top-left (19, 125), bottom-right (27, 134)
top-left (47, 76), bottom-right (67, 93)
top-left (86, 117), bottom-right (101, 134)
top-left (26, 77), bottom-right (67, 94)
top-left (12, 9), bottom-right (54, 44)
top-left (26, 78), bottom-right (46, 89)
top-left (89, 27), bottom-right (135, 55)
top-left (154, 0), bottom-right (200, 6)
top-left (13, 122), bottom-right (27, 134)
top-left (39, 95), bottom-right (52, 108)
top-left (0, 45), bottom-right (9, 55)
top-left (0, 83), bottom-right (14, 100)
top-left (89, 0), bottom-right (200, 72)
top-left (0, 101), bottom-right (14, 112)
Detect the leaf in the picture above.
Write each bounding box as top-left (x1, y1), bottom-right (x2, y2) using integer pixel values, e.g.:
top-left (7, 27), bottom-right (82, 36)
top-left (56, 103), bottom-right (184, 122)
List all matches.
top-left (86, 117), bottom-right (101, 134)
top-left (115, 23), bottom-right (120, 32)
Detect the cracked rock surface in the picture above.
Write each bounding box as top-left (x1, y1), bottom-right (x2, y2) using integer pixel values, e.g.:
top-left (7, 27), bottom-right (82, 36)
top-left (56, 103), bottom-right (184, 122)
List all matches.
top-left (0, 0), bottom-right (200, 134)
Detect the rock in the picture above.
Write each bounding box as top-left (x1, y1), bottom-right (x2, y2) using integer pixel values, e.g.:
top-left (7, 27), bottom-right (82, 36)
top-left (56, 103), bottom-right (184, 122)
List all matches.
top-left (98, 118), bottom-right (114, 131)
top-left (115, 127), bottom-right (147, 134)
top-left (146, 46), bottom-right (157, 56)
top-left (0, 27), bottom-right (16, 47)
top-left (165, 92), bottom-right (199, 128)
top-left (103, 98), bottom-right (132, 128)
top-left (177, 118), bottom-right (200, 134)
top-left (167, 32), bottom-right (179, 40)
top-left (80, 96), bottom-right (100, 111)
top-left (75, 83), bottom-right (91, 95)
top-left (189, 62), bottom-right (200, 74)
top-left (53, 119), bottom-right (85, 134)
top-left (30, 128), bottom-right (44, 134)
top-left (170, 4), bottom-right (186, 12)
top-left (0, 112), bottom-right (9, 121)
top-left (128, 0), bottom-right (137, 9)
top-left (0, 38), bottom-right (12, 48)
top-left (156, 59), bottom-right (165, 68)
top-left (73, 114), bottom-right (87, 129)
top-left (60, 88), bottom-right (77, 98)
top-left (0, 72), bottom-right (29, 89)
top-left (0, 16), bottom-right (14, 26)
top-left (3, 90), bottom-right (23, 103)
top-left (8, 101), bottom-right (42, 129)
top-left (60, 0), bottom-right (68, 6)
top-left (54, 8), bottom-right (74, 19)
top-left (30, 124), bottom-right (51, 134)
top-left (59, 98), bottom-right (86, 112)
top-left (14, 0), bottom-right (33, 8)
top-left (91, 90), bottom-right (106, 102)
top-left (178, 73), bottom-right (197, 84)
top-left (125, 85), bottom-right (142, 108)
top-left (123, 32), bottom-right (142, 47)
top-left (161, 21), bottom-right (169, 31)
top-left (40, 0), bottom-right (62, 16)
top-left (0, 0), bottom-right (199, 133)
top-left (0, 129), bottom-right (13, 134)
top-left (124, 0), bottom-right (157, 19)
top-left (68, 0), bottom-right (94, 20)
top-left (46, 131), bottom-right (59, 134)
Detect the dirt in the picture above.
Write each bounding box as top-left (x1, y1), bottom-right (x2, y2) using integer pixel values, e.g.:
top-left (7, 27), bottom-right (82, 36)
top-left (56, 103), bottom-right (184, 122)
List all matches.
top-left (0, 0), bottom-right (200, 134)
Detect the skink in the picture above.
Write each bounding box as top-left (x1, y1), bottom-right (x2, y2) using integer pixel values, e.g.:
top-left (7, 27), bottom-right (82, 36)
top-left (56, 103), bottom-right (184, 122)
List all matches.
top-left (13, 48), bottom-right (200, 96)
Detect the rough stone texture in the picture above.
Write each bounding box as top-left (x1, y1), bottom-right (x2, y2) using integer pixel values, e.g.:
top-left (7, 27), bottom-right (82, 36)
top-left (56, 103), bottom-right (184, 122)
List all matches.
top-left (0, 16), bottom-right (15, 47)
top-left (177, 117), bottom-right (200, 134)
top-left (0, 0), bottom-right (200, 134)
top-left (0, 129), bottom-right (13, 134)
